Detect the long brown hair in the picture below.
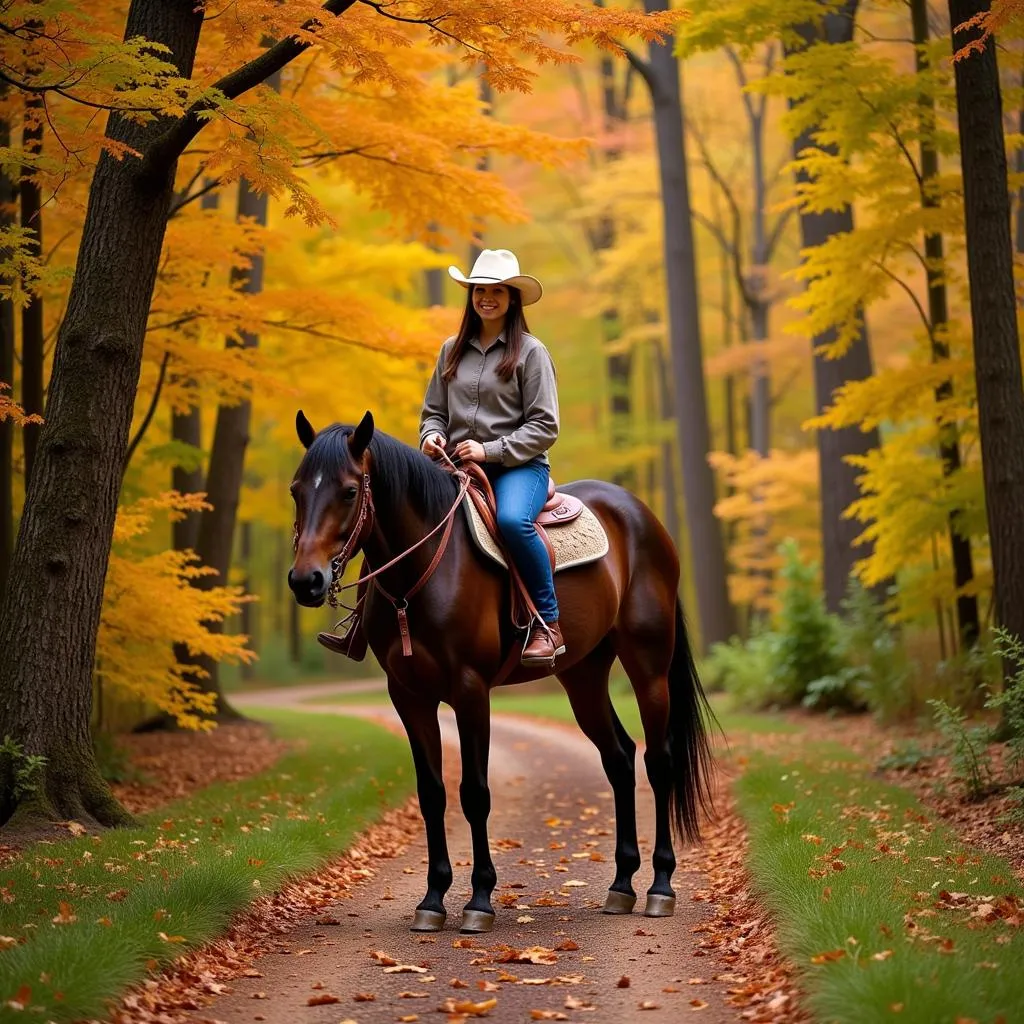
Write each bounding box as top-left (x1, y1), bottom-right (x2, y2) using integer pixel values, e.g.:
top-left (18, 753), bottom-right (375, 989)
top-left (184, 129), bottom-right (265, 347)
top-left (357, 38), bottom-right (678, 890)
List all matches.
top-left (442, 285), bottom-right (530, 383)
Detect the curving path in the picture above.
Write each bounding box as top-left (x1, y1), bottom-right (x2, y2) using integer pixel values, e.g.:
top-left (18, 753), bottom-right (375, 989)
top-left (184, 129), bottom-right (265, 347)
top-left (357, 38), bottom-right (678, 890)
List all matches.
top-left (185, 683), bottom-right (739, 1023)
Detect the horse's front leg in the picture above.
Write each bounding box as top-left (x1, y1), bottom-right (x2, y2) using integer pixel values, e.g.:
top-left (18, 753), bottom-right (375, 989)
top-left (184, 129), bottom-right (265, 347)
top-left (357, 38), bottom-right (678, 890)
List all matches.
top-left (389, 678), bottom-right (452, 932)
top-left (453, 672), bottom-right (497, 933)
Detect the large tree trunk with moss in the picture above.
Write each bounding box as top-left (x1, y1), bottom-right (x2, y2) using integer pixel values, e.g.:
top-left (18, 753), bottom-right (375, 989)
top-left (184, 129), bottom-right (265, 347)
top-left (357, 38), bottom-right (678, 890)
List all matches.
top-left (642, 0), bottom-right (736, 649)
top-left (786, 0), bottom-right (887, 614)
top-left (0, 107), bottom-right (15, 598)
top-left (949, 0), bottom-right (1024, 678)
top-left (20, 95), bottom-right (45, 485)
top-left (0, 2), bottom-right (205, 831)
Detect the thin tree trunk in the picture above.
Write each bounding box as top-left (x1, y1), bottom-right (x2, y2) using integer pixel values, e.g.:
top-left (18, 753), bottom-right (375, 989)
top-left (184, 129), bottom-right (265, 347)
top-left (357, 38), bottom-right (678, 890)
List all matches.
top-left (748, 81), bottom-right (770, 458)
top-left (912, 0), bottom-right (980, 647)
top-left (0, 0), bottom-right (205, 830)
top-left (469, 73), bottom-right (493, 266)
top-left (949, 0), bottom-right (1024, 680)
top-left (190, 181), bottom-right (272, 716)
top-left (20, 95), bottom-right (44, 484)
top-left (787, 0), bottom-right (887, 614)
top-left (641, 0), bottom-right (736, 648)
top-left (653, 339), bottom-right (681, 544)
top-left (425, 223), bottom-right (444, 307)
top-left (239, 519), bottom-right (255, 681)
top-left (0, 103), bottom-right (15, 599)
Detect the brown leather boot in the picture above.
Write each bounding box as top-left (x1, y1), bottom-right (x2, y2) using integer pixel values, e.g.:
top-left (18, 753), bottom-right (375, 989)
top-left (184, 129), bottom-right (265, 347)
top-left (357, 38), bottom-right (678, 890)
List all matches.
top-left (317, 623), bottom-right (367, 661)
top-left (521, 619), bottom-right (566, 667)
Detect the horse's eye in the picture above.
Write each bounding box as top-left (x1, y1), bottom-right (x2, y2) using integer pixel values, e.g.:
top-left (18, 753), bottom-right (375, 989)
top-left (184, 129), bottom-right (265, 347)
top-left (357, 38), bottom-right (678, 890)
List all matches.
top-left (343, 485), bottom-right (358, 502)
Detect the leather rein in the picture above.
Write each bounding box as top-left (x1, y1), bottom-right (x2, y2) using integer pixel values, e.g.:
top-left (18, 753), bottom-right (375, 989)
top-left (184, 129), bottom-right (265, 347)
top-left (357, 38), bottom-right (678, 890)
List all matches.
top-left (298, 456), bottom-right (472, 658)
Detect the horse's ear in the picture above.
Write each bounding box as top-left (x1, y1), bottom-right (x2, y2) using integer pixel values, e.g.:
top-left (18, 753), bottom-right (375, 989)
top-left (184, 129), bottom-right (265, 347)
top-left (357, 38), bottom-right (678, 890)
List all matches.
top-left (349, 410), bottom-right (374, 460)
top-left (296, 410), bottom-right (316, 449)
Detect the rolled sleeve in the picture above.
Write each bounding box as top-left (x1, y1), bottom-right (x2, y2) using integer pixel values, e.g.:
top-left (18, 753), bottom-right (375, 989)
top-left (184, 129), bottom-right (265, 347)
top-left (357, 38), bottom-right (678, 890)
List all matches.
top-left (482, 439), bottom-right (504, 463)
top-left (495, 346), bottom-right (560, 466)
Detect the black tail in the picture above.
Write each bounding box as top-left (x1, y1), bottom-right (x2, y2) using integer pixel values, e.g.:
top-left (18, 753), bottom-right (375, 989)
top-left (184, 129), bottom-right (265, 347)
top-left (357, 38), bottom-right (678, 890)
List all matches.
top-left (667, 599), bottom-right (717, 844)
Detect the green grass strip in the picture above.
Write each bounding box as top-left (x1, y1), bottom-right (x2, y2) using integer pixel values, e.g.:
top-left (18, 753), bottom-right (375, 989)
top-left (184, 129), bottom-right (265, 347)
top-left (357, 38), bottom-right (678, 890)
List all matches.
top-left (0, 709), bottom-right (413, 1023)
top-left (737, 746), bottom-right (1023, 1023)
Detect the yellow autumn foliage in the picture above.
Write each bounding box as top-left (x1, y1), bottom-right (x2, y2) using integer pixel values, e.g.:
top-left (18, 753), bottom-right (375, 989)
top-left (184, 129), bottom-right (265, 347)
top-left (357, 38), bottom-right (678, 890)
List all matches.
top-left (97, 493), bottom-right (254, 730)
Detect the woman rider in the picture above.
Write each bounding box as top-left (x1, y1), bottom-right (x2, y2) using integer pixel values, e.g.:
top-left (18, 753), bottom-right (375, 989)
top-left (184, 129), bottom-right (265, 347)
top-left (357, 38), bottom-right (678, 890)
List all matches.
top-left (420, 248), bottom-right (564, 666)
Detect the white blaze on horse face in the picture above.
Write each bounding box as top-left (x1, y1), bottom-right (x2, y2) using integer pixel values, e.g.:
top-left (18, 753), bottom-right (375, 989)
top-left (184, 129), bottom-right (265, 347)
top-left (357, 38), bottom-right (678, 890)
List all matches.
top-left (313, 471), bottom-right (323, 490)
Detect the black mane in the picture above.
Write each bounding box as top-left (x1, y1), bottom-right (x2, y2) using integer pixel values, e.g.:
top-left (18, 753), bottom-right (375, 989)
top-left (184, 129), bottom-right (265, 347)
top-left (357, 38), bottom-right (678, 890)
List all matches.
top-left (302, 423), bottom-right (460, 523)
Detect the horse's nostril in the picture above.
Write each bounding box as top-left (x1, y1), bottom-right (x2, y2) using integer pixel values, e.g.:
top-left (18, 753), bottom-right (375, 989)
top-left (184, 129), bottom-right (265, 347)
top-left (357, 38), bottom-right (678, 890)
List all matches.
top-left (287, 568), bottom-right (296, 588)
top-left (311, 570), bottom-right (324, 591)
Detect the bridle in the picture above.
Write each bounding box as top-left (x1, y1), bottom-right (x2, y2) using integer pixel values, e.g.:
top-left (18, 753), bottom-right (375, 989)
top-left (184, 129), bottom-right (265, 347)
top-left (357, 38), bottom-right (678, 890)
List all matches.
top-left (293, 460), bottom-right (472, 657)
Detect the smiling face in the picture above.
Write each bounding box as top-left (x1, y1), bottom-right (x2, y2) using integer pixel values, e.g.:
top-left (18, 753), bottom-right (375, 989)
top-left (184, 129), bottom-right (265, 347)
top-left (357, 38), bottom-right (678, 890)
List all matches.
top-left (472, 283), bottom-right (510, 325)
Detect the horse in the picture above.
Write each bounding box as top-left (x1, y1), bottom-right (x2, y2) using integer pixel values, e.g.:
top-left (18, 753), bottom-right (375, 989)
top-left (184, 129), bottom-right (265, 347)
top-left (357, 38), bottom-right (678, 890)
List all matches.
top-left (287, 410), bottom-right (714, 934)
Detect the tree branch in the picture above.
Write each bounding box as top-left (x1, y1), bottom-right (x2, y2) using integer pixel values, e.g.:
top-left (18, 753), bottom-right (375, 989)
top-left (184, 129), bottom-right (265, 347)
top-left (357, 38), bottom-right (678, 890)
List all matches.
top-left (142, 0), bottom-right (358, 179)
top-left (123, 351), bottom-right (170, 476)
top-left (764, 205), bottom-right (796, 261)
top-left (616, 42), bottom-right (654, 92)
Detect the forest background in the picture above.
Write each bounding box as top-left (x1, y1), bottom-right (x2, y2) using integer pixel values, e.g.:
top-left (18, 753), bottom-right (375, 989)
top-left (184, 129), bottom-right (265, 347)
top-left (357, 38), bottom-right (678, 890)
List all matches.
top-left (1, 0), bottom-right (1022, 750)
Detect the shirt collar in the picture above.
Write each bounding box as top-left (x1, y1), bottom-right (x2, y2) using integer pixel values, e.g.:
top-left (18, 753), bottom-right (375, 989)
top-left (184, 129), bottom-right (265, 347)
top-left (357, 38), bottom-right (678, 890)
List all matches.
top-left (469, 330), bottom-right (507, 354)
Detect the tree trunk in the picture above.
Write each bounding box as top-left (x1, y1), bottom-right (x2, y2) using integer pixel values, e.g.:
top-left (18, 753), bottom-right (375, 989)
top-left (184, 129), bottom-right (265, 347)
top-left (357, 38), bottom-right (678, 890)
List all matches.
top-left (469, 73), bottom-right (493, 266)
top-left (239, 519), bottom-right (255, 681)
top-left (20, 94), bottom-right (44, 484)
top-left (787, 1), bottom-right (886, 614)
top-left (643, 0), bottom-right (736, 649)
top-left (949, 0), bottom-right (1024, 676)
top-left (0, 1), bottom-right (205, 831)
top-left (189, 169), bottom-right (274, 717)
top-left (748, 84), bottom-right (771, 458)
top-left (598, 54), bottom-right (636, 491)
top-left (912, 0), bottom-right (980, 648)
top-left (0, 105), bottom-right (15, 599)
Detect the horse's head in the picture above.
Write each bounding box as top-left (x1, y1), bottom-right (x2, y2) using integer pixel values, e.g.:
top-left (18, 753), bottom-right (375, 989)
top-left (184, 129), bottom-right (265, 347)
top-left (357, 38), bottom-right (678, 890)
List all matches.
top-left (287, 409), bottom-right (375, 607)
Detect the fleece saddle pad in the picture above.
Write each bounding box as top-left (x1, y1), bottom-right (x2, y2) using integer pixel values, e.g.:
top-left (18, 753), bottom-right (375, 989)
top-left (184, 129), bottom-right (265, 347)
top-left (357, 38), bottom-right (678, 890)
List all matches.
top-left (462, 495), bottom-right (609, 573)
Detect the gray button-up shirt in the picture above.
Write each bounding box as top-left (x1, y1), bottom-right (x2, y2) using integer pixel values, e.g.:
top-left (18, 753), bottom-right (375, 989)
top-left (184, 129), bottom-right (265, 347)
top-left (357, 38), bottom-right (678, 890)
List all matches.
top-left (419, 332), bottom-right (559, 467)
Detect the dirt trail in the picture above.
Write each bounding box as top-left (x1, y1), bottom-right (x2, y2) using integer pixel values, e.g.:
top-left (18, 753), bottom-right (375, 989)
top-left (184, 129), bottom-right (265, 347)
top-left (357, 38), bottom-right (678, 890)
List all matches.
top-left (184, 688), bottom-right (739, 1023)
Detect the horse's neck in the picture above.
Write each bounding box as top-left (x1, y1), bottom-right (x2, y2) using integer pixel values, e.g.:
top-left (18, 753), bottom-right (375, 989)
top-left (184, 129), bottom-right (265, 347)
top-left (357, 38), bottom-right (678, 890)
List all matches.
top-left (363, 487), bottom-right (460, 596)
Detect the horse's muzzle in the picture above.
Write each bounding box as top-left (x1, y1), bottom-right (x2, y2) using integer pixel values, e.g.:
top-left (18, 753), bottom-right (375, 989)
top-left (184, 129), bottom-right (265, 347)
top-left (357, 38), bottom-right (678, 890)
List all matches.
top-left (288, 566), bottom-right (330, 607)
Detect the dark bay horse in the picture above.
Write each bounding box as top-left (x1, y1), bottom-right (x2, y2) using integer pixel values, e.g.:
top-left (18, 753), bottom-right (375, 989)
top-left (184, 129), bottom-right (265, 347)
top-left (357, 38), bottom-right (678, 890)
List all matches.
top-left (288, 410), bottom-right (714, 933)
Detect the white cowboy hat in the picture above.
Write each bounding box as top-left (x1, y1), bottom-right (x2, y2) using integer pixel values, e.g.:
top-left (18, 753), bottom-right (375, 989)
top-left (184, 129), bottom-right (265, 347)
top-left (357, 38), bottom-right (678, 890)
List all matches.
top-left (448, 248), bottom-right (543, 306)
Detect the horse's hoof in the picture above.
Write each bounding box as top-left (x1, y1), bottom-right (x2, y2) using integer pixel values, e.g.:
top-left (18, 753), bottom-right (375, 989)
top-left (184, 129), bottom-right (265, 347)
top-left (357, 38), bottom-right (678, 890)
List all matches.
top-left (411, 908), bottom-right (446, 932)
top-left (460, 909), bottom-right (496, 933)
top-left (644, 893), bottom-right (676, 918)
top-left (602, 889), bottom-right (637, 915)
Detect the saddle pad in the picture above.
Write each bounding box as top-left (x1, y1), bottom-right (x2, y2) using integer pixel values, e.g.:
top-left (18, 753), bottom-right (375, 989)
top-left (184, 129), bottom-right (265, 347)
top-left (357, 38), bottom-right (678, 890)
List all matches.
top-left (462, 495), bottom-right (609, 573)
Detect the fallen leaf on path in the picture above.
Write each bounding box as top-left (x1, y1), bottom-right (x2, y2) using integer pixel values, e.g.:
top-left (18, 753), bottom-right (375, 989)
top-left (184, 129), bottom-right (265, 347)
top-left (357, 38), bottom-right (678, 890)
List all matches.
top-left (561, 880), bottom-right (587, 888)
top-left (565, 994), bottom-right (595, 1009)
top-left (371, 950), bottom-right (399, 965)
top-left (451, 979), bottom-right (469, 988)
top-left (530, 1012), bottom-right (568, 1021)
top-left (478, 981), bottom-right (501, 992)
top-left (497, 946), bottom-right (558, 965)
top-left (554, 940), bottom-right (578, 951)
top-left (251, 992), bottom-right (266, 999)
top-left (639, 1000), bottom-right (660, 1010)
top-left (616, 976), bottom-right (630, 988)
top-left (316, 915), bottom-right (340, 925)
top-left (453, 937), bottom-right (476, 948)
top-left (294, 948), bottom-right (314, 956)
top-left (686, 978), bottom-right (704, 985)
top-left (517, 915), bottom-right (535, 923)
top-left (0, 937), bottom-right (17, 949)
top-left (353, 992), bottom-right (376, 1002)
top-left (306, 993), bottom-right (340, 1006)
top-left (384, 964), bottom-right (428, 974)
top-left (689, 998), bottom-right (708, 1010)
top-left (399, 990), bottom-right (430, 998)
top-left (663, 986), bottom-right (681, 993)
top-left (399, 1016), bottom-right (419, 1023)
top-left (440, 997), bottom-right (498, 1015)
top-left (242, 969), bottom-right (263, 978)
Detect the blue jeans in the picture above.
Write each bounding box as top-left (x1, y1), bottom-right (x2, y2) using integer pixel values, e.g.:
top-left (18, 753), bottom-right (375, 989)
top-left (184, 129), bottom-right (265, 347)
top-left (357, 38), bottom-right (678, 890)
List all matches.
top-left (483, 460), bottom-right (559, 623)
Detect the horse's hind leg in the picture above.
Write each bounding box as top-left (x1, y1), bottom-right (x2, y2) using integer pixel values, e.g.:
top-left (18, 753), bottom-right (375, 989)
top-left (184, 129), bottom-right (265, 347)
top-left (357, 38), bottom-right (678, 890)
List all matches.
top-left (557, 641), bottom-right (642, 914)
top-left (389, 679), bottom-right (452, 931)
top-left (614, 602), bottom-right (678, 918)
